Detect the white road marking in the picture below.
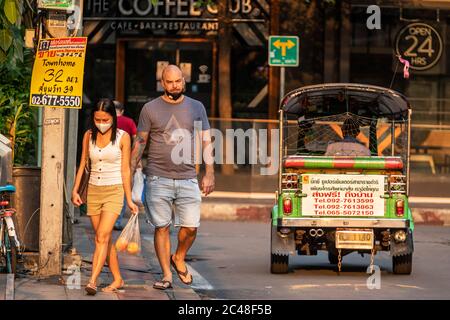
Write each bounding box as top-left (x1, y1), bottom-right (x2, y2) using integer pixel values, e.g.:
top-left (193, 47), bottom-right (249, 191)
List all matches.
top-left (290, 283), bottom-right (423, 291)
top-left (188, 265), bottom-right (214, 291)
top-left (394, 284), bottom-right (424, 290)
top-left (290, 284), bottom-right (321, 289)
top-left (142, 235), bottom-right (214, 291)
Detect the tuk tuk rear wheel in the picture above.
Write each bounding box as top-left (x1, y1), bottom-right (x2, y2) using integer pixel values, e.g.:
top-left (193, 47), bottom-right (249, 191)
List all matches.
top-left (271, 254), bottom-right (289, 274)
top-left (392, 253), bottom-right (412, 275)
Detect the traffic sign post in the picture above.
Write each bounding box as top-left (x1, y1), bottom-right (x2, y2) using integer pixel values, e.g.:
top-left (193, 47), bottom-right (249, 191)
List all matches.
top-left (269, 35), bottom-right (299, 67)
top-left (268, 36), bottom-right (299, 101)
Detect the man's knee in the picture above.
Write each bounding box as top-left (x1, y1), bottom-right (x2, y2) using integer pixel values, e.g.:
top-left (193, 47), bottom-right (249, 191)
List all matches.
top-left (155, 224), bottom-right (171, 234)
top-left (182, 227), bottom-right (197, 237)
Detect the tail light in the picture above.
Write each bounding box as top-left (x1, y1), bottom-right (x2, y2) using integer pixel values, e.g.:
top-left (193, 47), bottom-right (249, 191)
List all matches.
top-left (395, 199), bottom-right (405, 217)
top-left (283, 197), bottom-right (293, 215)
top-left (0, 200), bottom-right (9, 206)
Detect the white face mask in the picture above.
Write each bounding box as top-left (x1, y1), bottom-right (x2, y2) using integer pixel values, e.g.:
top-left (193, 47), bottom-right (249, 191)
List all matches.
top-left (95, 122), bottom-right (112, 134)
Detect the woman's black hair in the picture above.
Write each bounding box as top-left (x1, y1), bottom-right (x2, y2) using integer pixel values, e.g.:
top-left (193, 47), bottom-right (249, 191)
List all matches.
top-left (90, 98), bottom-right (118, 145)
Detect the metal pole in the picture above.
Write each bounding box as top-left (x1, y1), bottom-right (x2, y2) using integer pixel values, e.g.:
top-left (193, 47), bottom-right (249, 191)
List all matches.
top-left (406, 109), bottom-right (412, 196)
top-left (278, 109), bottom-right (284, 194)
top-left (391, 120), bottom-right (396, 156)
top-left (280, 66), bottom-right (285, 103)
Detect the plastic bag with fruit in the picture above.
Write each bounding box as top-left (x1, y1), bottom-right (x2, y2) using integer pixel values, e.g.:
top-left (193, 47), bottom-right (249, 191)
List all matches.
top-left (115, 214), bottom-right (141, 255)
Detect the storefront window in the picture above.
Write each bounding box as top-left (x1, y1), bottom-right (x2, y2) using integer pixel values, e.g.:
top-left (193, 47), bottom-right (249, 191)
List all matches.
top-left (350, 5), bottom-right (450, 182)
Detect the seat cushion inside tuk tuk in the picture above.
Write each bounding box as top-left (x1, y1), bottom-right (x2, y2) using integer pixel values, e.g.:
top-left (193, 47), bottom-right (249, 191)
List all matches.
top-left (283, 156), bottom-right (403, 170)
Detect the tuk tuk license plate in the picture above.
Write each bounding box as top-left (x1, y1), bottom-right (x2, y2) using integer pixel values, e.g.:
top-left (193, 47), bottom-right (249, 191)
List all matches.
top-left (335, 230), bottom-right (374, 250)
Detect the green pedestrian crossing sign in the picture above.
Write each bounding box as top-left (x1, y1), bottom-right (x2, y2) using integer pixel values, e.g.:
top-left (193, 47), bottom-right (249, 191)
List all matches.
top-left (269, 36), bottom-right (299, 67)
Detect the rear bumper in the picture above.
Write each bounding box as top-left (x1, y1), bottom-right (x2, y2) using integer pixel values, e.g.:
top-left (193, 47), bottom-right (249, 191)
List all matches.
top-left (279, 217), bottom-right (410, 228)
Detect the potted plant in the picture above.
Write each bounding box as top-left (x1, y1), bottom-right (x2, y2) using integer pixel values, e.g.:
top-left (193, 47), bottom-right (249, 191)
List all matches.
top-left (1, 0), bottom-right (40, 252)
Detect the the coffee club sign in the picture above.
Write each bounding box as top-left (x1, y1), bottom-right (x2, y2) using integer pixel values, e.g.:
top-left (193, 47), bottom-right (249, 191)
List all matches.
top-left (395, 22), bottom-right (443, 71)
top-left (85, 0), bottom-right (263, 32)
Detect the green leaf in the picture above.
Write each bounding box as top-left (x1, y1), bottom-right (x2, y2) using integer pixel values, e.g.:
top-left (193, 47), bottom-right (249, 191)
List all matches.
top-left (0, 29), bottom-right (12, 52)
top-left (0, 48), bottom-right (6, 64)
top-left (4, 0), bottom-right (17, 24)
top-left (13, 38), bottom-right (22, 62)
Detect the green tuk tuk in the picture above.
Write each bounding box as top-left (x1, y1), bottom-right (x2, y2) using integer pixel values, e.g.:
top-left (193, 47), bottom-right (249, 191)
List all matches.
top-left (271, 83), bottom-right (414, 275)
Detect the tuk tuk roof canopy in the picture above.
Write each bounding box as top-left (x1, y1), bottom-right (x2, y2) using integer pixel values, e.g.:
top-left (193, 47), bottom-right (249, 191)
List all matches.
top-left (281, 83), bottom-right (411, 121)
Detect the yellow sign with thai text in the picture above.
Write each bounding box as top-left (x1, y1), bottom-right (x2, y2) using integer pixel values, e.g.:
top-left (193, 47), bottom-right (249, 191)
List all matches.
top-left (30, 37), bottom-right (87, 109)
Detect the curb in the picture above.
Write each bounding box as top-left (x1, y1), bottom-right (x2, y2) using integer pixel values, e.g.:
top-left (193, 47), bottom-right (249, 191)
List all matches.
top-left (200, 202), bottom-right (450, 226)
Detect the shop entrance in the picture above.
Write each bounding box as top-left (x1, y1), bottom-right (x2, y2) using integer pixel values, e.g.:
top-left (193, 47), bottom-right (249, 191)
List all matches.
top-left (116, 39), bottom-right (216, 122)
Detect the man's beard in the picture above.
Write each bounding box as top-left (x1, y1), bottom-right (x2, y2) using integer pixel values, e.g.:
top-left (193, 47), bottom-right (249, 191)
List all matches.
top-left (165, 90), bottom-right (183, 101)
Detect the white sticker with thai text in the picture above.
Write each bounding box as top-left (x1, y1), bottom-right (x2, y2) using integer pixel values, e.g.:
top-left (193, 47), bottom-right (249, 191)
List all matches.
top-left (301, 174), bottom-right (385, 217)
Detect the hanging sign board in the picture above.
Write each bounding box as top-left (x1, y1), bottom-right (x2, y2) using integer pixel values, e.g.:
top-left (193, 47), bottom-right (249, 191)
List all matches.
top-left (29, 37), bottom-right (87, 109)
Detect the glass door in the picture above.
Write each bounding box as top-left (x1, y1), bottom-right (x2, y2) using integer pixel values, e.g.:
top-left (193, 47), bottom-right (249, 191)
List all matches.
top-left (118, 39), bottom-right (214, 123)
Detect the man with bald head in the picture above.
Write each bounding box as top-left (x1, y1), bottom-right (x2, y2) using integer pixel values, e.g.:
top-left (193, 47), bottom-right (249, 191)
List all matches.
top-left (131, 65), bottom-right (215, 290)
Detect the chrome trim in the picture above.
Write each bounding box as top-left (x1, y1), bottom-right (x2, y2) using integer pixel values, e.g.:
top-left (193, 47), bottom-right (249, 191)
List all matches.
top-left (278, 109), bottom-right (284, 195)
top-left (391, 120), bottom-right (396, 157)
top-left (407, 108), bottom-right (412, 196)
top-left (280, 218), bottom-right (409, 228)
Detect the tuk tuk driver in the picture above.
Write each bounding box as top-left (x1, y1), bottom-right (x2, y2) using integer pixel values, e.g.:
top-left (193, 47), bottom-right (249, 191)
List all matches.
top-left (325, 117), bottom-right (371, 156)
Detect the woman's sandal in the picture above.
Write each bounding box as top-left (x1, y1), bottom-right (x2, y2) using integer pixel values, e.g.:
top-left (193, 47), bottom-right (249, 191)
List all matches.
top-left (101, 279), bottom-right (125, 293)
top-left (170, 255), bottom-right (193, 285)
top-left (153, 280), bottom-right (172, 290)
top-left (85, 282), bottom-right (98, 295)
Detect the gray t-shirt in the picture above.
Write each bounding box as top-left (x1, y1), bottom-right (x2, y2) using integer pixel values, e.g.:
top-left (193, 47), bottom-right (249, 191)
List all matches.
top-left (137, 96), bottom-right (210, 179)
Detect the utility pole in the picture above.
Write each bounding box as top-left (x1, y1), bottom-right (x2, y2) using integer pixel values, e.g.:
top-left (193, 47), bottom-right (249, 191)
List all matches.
top-left (268, 0), bottom-right (280, 119)
top-left (64, 0), bottom-right (84, 254)
top-left (38, 9), bottom-right (69, 277)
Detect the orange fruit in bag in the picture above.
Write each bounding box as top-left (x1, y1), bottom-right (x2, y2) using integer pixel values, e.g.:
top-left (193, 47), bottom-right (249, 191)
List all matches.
top-left (115, 237), bottom-right (128, 252)
top-left (127, 242), bottom-right (139, 254)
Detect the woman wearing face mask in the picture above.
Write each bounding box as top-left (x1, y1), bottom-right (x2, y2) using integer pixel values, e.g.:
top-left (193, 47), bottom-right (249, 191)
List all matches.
top-left (72, 98), bottom-right (139, 295)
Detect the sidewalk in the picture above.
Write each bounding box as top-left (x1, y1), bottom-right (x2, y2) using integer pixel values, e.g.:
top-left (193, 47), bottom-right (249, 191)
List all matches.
top-left (11, 216), bottom-right (200, 300)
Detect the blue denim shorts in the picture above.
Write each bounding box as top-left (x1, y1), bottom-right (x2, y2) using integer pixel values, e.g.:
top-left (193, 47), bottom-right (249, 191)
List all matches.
top-left (145, 176), bottom-right (201, 228)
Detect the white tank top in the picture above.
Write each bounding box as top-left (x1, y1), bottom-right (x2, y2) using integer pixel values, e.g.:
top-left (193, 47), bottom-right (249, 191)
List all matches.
top-left (89, 129), bottom-right (125, 186)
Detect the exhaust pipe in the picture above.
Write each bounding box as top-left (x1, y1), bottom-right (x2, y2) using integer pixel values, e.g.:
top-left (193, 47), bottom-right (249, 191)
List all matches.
top-left (309, 229), bottom-right (317, 237)
top-left (316, 229), bottom-right (324, 237)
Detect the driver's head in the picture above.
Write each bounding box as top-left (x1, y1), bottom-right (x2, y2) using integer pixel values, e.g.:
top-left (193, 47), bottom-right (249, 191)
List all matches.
top-left (341, 117), bottom-right (360, 138)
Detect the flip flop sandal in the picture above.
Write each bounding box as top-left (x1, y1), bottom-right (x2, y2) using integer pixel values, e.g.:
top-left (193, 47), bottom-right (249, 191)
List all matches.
top-left (102, 280), bottom-right (125, 293)
top-left (170, 255), bottom-right (193, 285)
top-left (85, 282), bottom-right (97, 295)
top-left (153, 280), bottom-right (172, 290)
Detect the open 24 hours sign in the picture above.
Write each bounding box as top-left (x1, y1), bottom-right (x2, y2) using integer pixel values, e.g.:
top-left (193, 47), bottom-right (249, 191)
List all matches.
top-left (30, 37), bottom-right (87, 109)
top-left (301, 174), bottom-right (385, 217)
